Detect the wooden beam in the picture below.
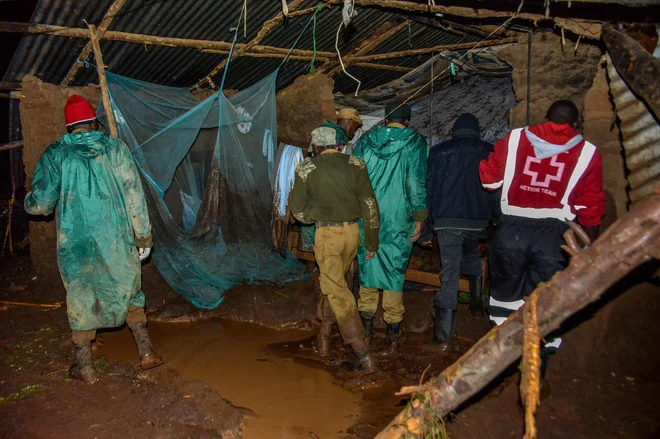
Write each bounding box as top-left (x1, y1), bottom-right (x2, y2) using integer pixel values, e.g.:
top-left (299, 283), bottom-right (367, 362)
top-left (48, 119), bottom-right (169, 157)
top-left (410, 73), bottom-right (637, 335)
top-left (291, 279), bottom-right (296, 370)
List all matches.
top-left (0, 140), bottom-right (24, 152)
top-left (351, 62), bottom-right (412, 72)
top-left (61, 0), bottom-right (126, 86)
top-left (196, 0), bottom-right (308, 88)
top-left (87, 24), bottom-right (117, 137)
top-left (202, 49), bottom-right (330, 63)
top-left (318, 19), bottom-right (409, 77)
top-left (348, 37), bottom-right (518, 62)
top-left (324, 0), bottom-right (602, 39)
top-left (0, 81), bottom-right (21, 91)
top-left (0, 21), bottom-right (337, 64)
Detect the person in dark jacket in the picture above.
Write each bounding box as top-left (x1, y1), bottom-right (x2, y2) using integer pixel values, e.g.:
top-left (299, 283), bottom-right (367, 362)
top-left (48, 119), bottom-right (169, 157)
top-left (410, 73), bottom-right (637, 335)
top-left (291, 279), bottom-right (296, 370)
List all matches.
top-left (421, 113), bottom-right (497, 349)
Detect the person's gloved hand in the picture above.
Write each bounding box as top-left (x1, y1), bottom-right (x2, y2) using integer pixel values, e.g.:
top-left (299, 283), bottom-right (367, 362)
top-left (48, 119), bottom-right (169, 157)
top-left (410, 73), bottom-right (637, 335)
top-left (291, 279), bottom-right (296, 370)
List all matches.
top-left (138, 247), bottom-right (152, 261)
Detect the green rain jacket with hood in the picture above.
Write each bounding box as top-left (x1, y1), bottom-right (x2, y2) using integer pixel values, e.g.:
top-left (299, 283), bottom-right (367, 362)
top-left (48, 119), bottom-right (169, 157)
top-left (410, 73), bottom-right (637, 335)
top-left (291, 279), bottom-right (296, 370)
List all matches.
top-left (354, 125), bottom-right (428, 292)
top-left (25, 131), bottom-right (152, 331)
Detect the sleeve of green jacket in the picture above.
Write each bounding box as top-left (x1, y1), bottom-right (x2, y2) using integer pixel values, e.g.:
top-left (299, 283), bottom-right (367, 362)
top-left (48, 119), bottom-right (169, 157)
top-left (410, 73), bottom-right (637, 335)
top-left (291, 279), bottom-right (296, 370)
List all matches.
top-left (24, 144), bottom-right (61, 216)
top-left (406, 136), bottom-right (429, 222)
top-left (290, 162), bottom-right (313, 225)
top-left (115, 138), bottom-right (153, 248)
top-left (356, 165), bottom-right (380, 253)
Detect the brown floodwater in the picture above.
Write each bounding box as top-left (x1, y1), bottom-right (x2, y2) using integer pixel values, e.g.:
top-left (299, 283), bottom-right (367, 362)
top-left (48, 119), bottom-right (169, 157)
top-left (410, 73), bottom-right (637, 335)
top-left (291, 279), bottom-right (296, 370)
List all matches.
top-left (97, 320), bottom-right (364, 439)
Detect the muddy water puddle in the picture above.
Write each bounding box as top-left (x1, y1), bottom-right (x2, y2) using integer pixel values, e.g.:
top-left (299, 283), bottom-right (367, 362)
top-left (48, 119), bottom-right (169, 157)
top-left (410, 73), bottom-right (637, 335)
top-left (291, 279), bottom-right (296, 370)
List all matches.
top-left (97, 320), bottom-right (395, 439)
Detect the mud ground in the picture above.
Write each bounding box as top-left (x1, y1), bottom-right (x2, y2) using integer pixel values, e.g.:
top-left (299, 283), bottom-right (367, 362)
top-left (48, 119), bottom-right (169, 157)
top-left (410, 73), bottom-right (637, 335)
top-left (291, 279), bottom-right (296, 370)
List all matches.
top-left (2, 251), bottom-right (659, 438)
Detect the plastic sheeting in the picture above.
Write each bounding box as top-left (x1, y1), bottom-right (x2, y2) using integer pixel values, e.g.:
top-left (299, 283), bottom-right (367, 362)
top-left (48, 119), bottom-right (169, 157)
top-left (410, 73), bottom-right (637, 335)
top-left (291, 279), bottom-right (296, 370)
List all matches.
top-left (97, 71), bottom-right (307, 309)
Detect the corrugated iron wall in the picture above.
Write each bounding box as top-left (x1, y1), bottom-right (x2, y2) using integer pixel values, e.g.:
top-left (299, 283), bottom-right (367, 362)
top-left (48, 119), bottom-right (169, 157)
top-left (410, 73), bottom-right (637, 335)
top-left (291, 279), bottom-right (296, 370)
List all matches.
top-left (606, 53), bottom-right (660, 205)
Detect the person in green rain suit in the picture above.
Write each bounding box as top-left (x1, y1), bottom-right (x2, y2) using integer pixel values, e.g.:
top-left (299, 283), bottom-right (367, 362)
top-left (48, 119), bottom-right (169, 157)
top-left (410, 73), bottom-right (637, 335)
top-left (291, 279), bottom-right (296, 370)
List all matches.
top-left (353, 101), bottom-right (428, 351)
top-left (24, 96), bottom-right (164, 384)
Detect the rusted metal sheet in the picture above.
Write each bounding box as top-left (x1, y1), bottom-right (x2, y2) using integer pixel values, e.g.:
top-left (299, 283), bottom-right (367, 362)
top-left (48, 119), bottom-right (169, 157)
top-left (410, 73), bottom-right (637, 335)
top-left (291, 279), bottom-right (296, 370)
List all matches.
top-left (606, 53), bottom-right (660, 205)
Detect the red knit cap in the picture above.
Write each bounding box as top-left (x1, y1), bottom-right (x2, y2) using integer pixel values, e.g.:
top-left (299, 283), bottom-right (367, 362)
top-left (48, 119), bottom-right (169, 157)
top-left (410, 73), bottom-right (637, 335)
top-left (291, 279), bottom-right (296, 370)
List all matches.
top-left (64, 95), bottom-right (97, 126)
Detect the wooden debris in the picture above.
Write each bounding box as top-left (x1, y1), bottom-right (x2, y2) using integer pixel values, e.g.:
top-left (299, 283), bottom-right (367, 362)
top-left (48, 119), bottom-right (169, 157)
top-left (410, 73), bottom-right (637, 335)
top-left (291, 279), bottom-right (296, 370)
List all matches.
top-left (87, 24), bottom-right (118, 137)
top-left (61, 0), bottom-right (127, 86)
top-left (0, 300), bottom-right (63, 309)
top-left (375, 191), bottom-right (660, 439)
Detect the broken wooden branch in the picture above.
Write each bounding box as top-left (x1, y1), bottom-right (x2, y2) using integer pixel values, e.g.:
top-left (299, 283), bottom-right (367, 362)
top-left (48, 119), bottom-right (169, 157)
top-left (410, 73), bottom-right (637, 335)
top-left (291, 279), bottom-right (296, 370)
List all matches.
top-left (601, 24), bottom-right (660, 120)
top-left (335, 0), bottom-right (602, 39)
top-left (197, 0), bottom-right (307, 88)
top-left (201, 49), bottom-right (330, 63)
top-left (87, 24), bottom-right (117, 137)
top-left (0, 140), bottom-right (24, 152)
top-left (348, 37), bottom-right (518, 62)
top-left (376, 190), bottom-right (660, 439)
top-left (0, 300), bottom-right (63, 309)
top-left (61, 0), bottom-right (126, 86)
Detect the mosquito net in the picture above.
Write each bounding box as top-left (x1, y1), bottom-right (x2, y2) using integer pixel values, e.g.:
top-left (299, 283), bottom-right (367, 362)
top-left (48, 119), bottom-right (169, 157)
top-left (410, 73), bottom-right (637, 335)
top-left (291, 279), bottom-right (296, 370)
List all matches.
top-left (97, 70), bottom-right (308, 309)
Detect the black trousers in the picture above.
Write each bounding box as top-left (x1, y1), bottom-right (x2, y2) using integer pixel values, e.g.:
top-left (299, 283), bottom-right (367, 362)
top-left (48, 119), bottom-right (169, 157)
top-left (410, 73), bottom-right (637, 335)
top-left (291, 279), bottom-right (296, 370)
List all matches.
top-left (488, 216), bottom-right (567, 349)
top-left (434, 229), bottom-right (483, 310)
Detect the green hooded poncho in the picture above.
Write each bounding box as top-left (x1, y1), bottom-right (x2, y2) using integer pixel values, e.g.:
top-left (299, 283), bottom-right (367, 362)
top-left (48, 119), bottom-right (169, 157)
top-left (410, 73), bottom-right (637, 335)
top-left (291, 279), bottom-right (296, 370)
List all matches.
top-left (24, 131), bottom-right (152, 331)
top-left (354, 125), bottom-right (428, 292)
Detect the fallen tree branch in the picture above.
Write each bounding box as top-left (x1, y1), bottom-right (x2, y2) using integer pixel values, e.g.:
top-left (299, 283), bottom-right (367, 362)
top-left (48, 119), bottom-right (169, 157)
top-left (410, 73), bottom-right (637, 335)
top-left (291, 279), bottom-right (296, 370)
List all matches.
top-left (376, 190), bottom-right (660, 439)
top-left (0, 300), bottom-right (63, 309)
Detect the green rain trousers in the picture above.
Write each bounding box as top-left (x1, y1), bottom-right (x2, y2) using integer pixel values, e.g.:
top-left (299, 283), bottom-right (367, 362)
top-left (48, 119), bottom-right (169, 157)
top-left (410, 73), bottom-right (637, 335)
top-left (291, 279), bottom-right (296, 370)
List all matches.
top-left (354, 125), bottom-right (428, 292)
top-left (24, 131), bottom-right (152, 332)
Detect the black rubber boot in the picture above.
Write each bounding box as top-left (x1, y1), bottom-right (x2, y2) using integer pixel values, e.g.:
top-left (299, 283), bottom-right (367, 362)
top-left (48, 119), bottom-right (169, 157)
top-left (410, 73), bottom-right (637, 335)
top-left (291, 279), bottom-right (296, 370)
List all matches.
top-left (130, 323), bottom-right (164, 370)
top-left (386, 323), bottom-right (401, 350)
top-left (540, 347), bottom-right (555, 399)
top-left (316, 321), bottom-right (333, 357)
top-left (469, 276), bottom-right (484, 317)
top-left (429, 308), bottom-right (456, 351)
top-left (69, 342), bottom-right (99, 384)
top-left (360, 313), bottom-right (374, 345)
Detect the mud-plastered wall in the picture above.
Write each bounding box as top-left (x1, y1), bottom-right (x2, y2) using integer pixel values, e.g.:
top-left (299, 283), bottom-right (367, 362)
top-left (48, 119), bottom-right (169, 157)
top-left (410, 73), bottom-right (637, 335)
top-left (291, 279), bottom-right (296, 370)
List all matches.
top-left (498, 32), bottom-right (602, 128)
top-left (276, 73), bottom-right (336, 147)
top-left (20, 75), bottom-right (101, 295)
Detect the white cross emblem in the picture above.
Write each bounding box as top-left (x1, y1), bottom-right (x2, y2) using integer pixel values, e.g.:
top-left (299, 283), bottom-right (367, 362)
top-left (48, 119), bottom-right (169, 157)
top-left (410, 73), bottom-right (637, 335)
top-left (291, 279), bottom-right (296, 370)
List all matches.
top-left (523, 155), bottom-right (565, 188)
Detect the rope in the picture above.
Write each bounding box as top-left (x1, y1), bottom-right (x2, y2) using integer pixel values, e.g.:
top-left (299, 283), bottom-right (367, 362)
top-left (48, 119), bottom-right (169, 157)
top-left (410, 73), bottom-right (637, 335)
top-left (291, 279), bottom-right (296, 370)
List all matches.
top-left (309, 4), bottom-right (320, 73)
top-left (77, 58), bottom-right (100, 70)
top-left (335, 0), bottom-right (361, 96)
top-left (380, 12), bottom-right (519, 123)
top-left (279, 3), bottom-right (323, 68)
top-left (219, 5), bottom-right (246, 91)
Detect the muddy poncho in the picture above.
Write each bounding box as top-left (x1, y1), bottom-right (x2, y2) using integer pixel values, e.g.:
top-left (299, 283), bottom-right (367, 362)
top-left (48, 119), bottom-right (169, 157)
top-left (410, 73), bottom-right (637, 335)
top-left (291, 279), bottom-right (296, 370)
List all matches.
top-left (354, 125), bottom-right (428, 292)
top-left (25, 131), bottom-right (152, 331)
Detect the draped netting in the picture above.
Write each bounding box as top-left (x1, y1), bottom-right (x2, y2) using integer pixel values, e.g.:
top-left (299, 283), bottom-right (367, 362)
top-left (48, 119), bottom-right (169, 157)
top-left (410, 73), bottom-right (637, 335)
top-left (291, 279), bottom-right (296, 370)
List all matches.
top-left (97, 71), bottom-right (307, 309)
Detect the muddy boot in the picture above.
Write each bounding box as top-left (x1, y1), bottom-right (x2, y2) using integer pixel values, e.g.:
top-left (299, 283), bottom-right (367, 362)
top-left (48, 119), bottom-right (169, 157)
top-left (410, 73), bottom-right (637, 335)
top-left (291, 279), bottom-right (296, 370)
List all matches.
top-left (350, 339), bottom-right (378, 375)
top-left (360, 313), bottom-right (374, 346)
top-left (69, 342), bottom-right (99, 384)
top-left (386, 323), bottom-right (401, 351)
top-left (130, 323), bottom-right (164, 370)
top-left (429, 308), bottom-right (456, 351)
top-left (316, 321), bottom-right (333, 357)
top-left (469, 276), bottom-right (484, 317)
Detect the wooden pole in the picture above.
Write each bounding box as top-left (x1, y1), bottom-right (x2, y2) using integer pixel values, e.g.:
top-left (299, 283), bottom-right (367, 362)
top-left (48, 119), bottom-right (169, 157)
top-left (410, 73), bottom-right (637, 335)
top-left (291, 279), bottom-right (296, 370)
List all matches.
top-left (87, 24), bottom-right (117, 137)
top-left (61, 0), bottom-right (126, 86)
top-left (375, 191), bottom-right (660, 439)
top-left (201, 49), bottom-right (331, 62)
top-left (321, 20), bottom-right (410, 77)
top-left (0, 140), bottom-right (24, 152)
top-left (348, 37), bottom-right (518, 62)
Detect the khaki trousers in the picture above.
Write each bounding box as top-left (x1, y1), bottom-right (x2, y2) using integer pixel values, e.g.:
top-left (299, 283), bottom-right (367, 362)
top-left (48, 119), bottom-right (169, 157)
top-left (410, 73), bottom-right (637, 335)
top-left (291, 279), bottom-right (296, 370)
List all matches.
top-left (358, 287), bottom-right (405, 324)
top-left (314, 223), bottom-right (364, 345)
top-left (71, 305), bottom-right (147, 344)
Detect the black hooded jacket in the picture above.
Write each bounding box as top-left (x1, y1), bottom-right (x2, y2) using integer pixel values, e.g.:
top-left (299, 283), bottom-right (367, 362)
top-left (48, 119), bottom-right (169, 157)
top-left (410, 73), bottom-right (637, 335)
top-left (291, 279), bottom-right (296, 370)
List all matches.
top-left (424, 114), bottom-right (499, 235)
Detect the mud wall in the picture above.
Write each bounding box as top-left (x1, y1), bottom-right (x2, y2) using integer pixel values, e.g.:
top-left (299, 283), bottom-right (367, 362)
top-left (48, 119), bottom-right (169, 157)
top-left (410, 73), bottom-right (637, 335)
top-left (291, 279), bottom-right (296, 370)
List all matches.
top-left (276, 73), bottom-right (336, 147)
top-left (20, 75), bottom-right (101, 295)
top-left (498, 32), bottom-right (602, 128)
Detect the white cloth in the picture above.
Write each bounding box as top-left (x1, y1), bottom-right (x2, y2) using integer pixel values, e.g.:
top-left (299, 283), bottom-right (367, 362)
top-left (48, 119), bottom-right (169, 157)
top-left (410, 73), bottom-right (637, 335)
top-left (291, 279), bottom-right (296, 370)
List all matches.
top-left (274, 144), bottom-right (303, 216)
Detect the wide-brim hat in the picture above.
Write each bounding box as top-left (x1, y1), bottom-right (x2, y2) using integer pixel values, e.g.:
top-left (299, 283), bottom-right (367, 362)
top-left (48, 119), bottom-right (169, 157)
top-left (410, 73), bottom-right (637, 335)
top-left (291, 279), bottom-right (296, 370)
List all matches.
top-left (336, 107), bottom-right (362, 125)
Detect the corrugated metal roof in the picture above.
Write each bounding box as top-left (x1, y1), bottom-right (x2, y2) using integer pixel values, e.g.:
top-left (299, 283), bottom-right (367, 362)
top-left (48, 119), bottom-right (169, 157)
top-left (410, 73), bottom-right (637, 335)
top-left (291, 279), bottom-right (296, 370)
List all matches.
top-left (606, 53), bottom-right (660, 205)
top-left (2, 0), bottom-right (484, 93)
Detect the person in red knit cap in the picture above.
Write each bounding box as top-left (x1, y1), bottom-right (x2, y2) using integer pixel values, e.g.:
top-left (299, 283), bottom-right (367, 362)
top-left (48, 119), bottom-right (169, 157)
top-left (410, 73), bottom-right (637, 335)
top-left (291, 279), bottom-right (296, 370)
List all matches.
top-left (25, 95), bottom-right (163, 384)
top-left (479, 100), bottom-right (605, 389)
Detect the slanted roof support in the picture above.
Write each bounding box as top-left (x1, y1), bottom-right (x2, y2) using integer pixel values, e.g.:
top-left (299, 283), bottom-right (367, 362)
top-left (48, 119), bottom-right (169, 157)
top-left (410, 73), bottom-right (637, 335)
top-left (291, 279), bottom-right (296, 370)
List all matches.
top-left (61, 0), bottom-right (127, 86)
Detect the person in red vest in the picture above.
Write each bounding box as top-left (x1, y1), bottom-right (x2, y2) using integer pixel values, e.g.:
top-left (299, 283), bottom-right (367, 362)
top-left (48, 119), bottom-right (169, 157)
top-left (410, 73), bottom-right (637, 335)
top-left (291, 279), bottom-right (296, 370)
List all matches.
top-left (479, 100), bottom-right (604, 383)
